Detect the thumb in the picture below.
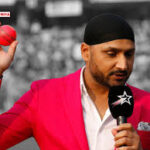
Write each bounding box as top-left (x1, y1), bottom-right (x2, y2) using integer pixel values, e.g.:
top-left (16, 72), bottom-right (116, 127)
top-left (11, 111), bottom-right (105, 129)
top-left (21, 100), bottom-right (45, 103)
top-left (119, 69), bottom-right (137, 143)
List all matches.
top-left (111, 128), bottom-right (118, 137)
top-left (8, 40), bottom-right (18, 59)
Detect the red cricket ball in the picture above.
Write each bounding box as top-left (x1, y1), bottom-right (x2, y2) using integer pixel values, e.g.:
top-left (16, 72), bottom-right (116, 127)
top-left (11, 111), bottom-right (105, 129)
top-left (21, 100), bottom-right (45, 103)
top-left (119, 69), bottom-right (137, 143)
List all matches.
top-left (0, 25), bottom-right (17, 46)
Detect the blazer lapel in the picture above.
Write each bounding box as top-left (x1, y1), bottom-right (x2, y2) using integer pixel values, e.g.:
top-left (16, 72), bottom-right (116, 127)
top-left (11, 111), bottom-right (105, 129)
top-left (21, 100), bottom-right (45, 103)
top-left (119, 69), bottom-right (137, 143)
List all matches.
top-left (127, 85), bottom-right (142, 130)
top-left (63, 69), bottom-right (89, 150)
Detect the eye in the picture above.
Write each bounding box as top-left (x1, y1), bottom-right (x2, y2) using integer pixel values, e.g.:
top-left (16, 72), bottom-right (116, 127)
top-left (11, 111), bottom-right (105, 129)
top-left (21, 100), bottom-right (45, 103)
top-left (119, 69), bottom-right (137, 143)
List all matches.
top-left (107, 51), bottom-right (117, 57)
top-left (125, 50), bottom-right (134, 58)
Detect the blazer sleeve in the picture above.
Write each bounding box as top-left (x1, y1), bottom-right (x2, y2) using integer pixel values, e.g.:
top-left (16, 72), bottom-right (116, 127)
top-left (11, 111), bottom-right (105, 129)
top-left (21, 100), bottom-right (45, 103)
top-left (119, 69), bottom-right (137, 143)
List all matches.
top-left (0, 82), bottom-right (38, 150)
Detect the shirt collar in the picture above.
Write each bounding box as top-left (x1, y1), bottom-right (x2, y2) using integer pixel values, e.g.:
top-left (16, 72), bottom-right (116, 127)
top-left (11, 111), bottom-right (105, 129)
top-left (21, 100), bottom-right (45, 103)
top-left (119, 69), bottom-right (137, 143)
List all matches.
top-left (80, 66), bottom-right (88, 97)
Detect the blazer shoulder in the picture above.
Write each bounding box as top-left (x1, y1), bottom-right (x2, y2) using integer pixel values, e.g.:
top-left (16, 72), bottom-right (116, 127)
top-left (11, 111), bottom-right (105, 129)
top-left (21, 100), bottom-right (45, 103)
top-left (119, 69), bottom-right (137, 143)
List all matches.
top-left (128, 84), bottom-right (150, 103)
top-left (128, 84), bottom-right (150, 95)
top-left (30, 68), bottom-right (82, 91)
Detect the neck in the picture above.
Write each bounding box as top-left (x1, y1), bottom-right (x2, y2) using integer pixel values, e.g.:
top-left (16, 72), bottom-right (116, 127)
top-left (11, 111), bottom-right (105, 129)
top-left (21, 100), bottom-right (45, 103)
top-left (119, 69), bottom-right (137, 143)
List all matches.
top-left (83, 67), bottom-right (109, 99)
top-left (83, 67), bottom-right (109, 119)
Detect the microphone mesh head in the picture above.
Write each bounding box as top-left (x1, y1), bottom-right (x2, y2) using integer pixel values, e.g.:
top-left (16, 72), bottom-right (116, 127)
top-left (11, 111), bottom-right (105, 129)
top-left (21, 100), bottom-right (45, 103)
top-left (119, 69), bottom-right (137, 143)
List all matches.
top-left (108, 86), bottom-right (134, 119)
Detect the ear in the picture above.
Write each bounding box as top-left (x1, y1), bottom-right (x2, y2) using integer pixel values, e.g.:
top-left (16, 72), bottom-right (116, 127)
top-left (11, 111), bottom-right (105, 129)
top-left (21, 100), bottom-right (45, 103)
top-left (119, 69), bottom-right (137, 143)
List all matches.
top-left (81, 42), bottom-right (90, 62)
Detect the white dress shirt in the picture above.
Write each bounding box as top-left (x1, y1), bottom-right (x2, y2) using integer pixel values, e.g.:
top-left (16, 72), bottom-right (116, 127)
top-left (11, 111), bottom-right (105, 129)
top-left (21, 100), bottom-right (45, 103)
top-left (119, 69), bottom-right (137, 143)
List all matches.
top-left (80, 67), bottom-right (117, 150)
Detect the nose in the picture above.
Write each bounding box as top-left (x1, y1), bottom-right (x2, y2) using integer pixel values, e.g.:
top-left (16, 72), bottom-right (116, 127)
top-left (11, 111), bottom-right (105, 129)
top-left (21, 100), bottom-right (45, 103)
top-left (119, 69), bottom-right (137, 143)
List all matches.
top-left (116, 55), bottom-right (128, 70)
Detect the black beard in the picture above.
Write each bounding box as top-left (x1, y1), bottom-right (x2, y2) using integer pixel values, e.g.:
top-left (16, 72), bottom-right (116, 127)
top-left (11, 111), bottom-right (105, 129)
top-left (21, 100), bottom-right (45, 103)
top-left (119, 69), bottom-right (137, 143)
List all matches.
top-left (91, 70), bottom-right (110, 87)
top-left (91, 70), bottom-right (129, 88)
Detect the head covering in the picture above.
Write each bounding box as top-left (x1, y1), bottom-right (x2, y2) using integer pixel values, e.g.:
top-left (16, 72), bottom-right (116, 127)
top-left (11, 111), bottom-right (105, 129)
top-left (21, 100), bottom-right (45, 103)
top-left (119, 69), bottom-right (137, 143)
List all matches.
top-left (84, 14), bottom-right (134, 45)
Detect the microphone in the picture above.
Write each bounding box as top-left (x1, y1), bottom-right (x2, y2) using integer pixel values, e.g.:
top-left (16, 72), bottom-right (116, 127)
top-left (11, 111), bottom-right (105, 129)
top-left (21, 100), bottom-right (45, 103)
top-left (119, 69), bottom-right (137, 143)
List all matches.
top-left (108, 85), bottom-right (134, 125)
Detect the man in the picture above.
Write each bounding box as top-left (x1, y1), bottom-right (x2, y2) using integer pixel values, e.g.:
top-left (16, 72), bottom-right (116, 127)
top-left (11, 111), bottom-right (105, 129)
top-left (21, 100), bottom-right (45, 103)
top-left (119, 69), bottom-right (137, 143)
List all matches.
top-left (0, 14), bottom-right (149, 150)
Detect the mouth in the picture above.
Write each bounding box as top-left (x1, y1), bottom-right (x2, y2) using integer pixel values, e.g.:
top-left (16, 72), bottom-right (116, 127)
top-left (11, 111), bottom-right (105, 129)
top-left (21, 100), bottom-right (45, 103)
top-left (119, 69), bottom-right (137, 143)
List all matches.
top-left (112, 73), bottom-right (127, 80)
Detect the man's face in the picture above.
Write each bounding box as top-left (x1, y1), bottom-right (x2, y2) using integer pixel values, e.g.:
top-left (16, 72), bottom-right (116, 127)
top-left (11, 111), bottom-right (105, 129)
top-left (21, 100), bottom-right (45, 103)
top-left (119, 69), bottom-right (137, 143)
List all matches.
top-left (85, 39), bottom-right (135, 87)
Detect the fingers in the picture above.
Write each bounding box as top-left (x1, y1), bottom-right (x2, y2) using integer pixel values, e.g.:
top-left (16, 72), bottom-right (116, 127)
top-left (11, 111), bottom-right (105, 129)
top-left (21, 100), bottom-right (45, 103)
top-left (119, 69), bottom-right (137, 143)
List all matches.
top-left (114, 130), bottom-right (133, 148)
top-left (112, 123), bottom-right (134, 141)
top-left (114, 130), bottom-right (133, 141)
top-left (115, 137), bottom-right (132, 148)
top-left (112, 123), bottom-right (142, 150)
top-left (8, 40), bottom-right (18, 59)
top-left (114, 123), bottom-right (134, 133)
top-left (115, 146), bottom-right (134, 150)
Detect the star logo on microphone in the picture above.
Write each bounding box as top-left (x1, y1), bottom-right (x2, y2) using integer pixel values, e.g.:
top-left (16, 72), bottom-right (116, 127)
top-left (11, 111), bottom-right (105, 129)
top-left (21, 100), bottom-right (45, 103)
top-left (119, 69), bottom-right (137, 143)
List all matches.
top-left (112, 91), bottom-right (132, 107)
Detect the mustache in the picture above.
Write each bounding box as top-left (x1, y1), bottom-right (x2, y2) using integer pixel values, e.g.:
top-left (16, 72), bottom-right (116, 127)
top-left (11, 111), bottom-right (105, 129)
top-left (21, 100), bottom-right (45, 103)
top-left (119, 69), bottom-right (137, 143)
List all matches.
top-left (109, 70), bottom-right (128, 76)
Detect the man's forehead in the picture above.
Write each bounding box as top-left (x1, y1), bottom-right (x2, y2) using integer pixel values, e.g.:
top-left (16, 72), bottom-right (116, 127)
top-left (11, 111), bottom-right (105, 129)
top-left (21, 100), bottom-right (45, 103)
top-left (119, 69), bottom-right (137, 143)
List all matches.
top-left (90, 39), bottom-right (135, 50)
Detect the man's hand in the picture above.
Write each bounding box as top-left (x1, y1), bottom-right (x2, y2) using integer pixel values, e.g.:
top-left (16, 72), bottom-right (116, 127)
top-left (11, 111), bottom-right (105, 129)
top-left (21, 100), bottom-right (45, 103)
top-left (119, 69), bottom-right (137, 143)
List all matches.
top-left (112, 123), bottom-right (143, 150)
top-left (0, 40), bottom-right (18, 75)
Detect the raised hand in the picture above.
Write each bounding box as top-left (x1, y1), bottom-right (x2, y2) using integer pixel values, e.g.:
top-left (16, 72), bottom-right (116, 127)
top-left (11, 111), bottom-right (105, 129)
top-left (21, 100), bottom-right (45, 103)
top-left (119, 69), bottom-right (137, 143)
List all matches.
top-left (0, 40), bottom-right (18, 75)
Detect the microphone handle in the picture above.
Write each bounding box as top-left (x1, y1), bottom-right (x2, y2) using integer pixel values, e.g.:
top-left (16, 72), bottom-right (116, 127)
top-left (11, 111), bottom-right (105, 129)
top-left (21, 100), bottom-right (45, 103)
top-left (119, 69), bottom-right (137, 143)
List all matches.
top-left (117, 116), bottom-right (127, 125)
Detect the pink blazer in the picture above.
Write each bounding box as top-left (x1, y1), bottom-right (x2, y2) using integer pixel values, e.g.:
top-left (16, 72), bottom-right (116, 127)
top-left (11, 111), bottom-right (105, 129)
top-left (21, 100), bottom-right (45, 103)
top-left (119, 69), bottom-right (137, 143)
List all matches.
top-left (0, 69), bottom-right (150, 150)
